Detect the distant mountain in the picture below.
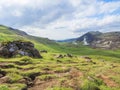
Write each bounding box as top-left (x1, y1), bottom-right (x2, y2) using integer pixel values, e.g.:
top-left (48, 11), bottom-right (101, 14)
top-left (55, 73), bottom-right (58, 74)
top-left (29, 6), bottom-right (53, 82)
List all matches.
top-left (57, 38), bottom-right (77, 42)
top-left (76, 31), bottom-right (102, 44)
top-left (77, 31), bottom-right (120, 49)
top-left (60, 31), bottom-right (120, 49)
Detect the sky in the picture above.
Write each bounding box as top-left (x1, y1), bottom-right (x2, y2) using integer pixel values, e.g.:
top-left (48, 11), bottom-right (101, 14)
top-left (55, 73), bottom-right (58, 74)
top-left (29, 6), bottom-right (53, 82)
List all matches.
top-left (0, 0), bottom-right (120, 40)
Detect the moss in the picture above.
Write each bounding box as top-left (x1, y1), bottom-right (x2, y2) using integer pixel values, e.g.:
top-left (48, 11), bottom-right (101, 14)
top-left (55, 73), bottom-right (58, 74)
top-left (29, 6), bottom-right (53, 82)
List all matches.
top-left (54, 67), bottom-right (70, 73)
top-left (7, 73), bottom-right (23, 83)
top-left (15, 56), bottom-right (33, 65)
top-left (0, 85), bottom-right (9, 90)
top-left (81, 80), bottom-right (100, 90)
top-left (21, 68), bottom-right (41, 77)
top-left (100, 85), bottom-right (120, 90)
top-left (38, 74), bottom-right (57, 81)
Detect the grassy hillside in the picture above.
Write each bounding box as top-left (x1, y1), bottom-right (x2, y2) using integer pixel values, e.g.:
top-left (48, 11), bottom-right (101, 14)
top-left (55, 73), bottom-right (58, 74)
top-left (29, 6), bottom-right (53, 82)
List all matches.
top-left (0, 25), bottom-right (120, 59)
top-left (0, 25), bottom-right (59, 52)
top-left (0, 25), bottom-right (120, 90)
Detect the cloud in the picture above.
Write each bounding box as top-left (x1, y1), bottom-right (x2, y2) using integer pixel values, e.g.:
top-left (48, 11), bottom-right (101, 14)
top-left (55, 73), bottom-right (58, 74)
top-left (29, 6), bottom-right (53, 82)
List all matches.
top-left (12, 10), bottom-right (23, 17)
top-left (0, 0), bottom-right (120, 40)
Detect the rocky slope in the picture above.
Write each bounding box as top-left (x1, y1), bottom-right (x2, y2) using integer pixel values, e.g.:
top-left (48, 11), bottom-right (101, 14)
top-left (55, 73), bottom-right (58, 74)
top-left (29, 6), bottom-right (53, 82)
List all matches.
top-left (76, 31), bottom-right (120, 49)
top-left (61, 31), bottom-right (120, 49)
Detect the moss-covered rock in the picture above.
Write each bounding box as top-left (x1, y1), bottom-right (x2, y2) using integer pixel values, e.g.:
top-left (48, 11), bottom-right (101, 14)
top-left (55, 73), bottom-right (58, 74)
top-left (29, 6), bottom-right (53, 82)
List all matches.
top-left (0, 40), bottom-right (42, 58)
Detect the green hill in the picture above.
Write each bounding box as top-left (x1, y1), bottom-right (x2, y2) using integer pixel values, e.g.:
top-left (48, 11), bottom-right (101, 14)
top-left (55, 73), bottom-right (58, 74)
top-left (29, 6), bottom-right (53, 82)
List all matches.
top-left (0, 25), bottom-right (60, 52)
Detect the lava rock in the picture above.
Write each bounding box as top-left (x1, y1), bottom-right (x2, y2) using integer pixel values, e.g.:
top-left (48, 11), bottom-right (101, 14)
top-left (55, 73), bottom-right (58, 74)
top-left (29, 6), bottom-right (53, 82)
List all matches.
top-left (0, 40), bottom-right (42, 58)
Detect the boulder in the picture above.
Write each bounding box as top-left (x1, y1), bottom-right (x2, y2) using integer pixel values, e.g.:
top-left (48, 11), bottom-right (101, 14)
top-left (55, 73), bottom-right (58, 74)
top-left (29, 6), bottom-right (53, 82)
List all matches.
top-left (56, 54), bottom-right (64, 58)
top-left (66, 53), bottom-right (73, 58)
top-left (0, 47), bottom-right (10, 57)
top-left (0, 40), bottom-right (42, 58)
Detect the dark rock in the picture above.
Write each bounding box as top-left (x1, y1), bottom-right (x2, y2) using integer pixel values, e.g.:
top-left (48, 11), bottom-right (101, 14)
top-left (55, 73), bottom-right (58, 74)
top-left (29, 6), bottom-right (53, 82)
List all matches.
top-left (0, 70), bottom-right (6, 77)
top-left (0, 40), bottom-right (42, 58)
top-left (40, 50), bottom-right (47, 53)
top-left (83, 56), bottom-right (92, 60)
top-left (67, 53), bottom-right (73, 58)
top-left (0, 74), bottom-right (3, 78)
top-left (29, 72), bottom-right (40, 81)
top-left (0, 47), bottom-right (10, 57)
top-left (56, 60), bottom-right (62, 63)
top-left (93, 62), bottom-right (96, 64)
top-left (56, 54), bottom-right (64, 58)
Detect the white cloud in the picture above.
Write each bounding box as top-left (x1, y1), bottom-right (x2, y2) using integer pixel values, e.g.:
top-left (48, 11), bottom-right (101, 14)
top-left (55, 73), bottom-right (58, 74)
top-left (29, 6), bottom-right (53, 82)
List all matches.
top-left (0, 0), bottom-right (61, 9)
top-left (0, 0), bottom-right (120, 40)
top-left (69, 0), bottom-right (82, 7)
top-left (12, 10), bottom-right (23, 17)
top-left (99, 1), bottom-right (120, 14)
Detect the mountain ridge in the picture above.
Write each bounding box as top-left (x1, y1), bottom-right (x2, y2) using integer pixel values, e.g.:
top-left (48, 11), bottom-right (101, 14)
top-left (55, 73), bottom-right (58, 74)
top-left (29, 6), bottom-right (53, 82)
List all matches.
top-left (59, 31), bottom-right (120, 49)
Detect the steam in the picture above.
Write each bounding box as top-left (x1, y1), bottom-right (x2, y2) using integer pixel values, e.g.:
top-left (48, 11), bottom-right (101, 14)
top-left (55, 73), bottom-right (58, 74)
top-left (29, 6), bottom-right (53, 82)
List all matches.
top-left (83, 36), bottom-right (89, 45)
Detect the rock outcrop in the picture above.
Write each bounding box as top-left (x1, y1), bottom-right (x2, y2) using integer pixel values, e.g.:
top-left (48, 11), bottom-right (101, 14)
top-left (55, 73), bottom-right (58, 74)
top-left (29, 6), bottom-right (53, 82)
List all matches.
top-left (0, 40), bottom-right (42, 58)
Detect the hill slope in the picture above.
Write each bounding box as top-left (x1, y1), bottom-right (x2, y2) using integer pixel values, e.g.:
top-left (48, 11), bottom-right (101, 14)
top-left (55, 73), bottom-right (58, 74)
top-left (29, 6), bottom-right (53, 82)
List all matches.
top-left (0, 25), bottom-right (60, 52)
top-left (0, 25), bottom-right (120, 59)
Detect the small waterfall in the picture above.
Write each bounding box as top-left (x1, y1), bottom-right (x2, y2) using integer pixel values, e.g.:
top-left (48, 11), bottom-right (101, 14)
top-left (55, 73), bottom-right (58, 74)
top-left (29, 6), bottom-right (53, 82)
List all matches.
top-left (83, 37), bottom-right (89, 45)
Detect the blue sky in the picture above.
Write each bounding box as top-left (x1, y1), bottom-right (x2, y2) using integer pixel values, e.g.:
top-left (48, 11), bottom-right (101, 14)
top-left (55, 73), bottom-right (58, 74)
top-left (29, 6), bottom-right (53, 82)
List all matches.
top-left (0, 0), bottom-right (120, 40)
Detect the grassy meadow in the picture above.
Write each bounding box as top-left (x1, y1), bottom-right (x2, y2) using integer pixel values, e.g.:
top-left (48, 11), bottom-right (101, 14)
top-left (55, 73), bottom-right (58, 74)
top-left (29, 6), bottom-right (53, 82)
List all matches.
top-left (0, 25), bottom-right (120, 90)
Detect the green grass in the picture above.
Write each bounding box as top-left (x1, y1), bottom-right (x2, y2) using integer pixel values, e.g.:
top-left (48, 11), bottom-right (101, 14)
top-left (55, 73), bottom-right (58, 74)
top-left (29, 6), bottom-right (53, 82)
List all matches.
top-left (0, 85), bottom-right (9, 90)
top-left (0, 53), bottom-right (120, 90)
top-left (0, 25), bottom-right (120, 90)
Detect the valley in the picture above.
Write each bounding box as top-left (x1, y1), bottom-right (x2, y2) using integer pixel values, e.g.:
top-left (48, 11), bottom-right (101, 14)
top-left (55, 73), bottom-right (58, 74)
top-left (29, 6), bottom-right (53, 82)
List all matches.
top-left (0, 25), bottom-right (120, 90)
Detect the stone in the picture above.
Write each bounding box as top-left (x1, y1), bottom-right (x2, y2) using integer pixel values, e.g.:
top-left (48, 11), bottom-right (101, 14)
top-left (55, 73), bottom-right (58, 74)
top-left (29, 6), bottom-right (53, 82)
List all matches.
top-left (67, 53), bottom-right (73, 58)
top-left (0, 47), bottom-right (9, 57)
top-left (56, 54), bottom-right (64, 58)
top-left (0, 40), bottom-right (42, 58)
top-left (40, 50), bottom-right (47, 53)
